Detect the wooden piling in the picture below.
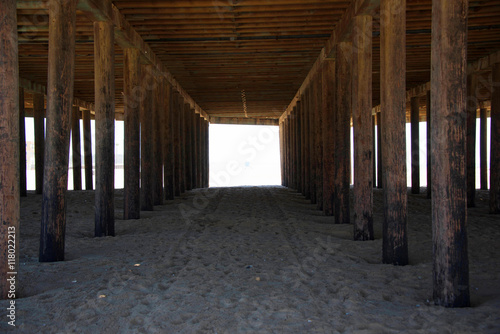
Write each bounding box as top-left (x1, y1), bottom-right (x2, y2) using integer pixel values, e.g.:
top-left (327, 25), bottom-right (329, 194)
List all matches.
top-left (0, 0), bottom-right (20, 298)
top-left (491, 63), bottom-right (500, 214)
top-left (173, 92), bottom-right (182, 196)
top-left (431, 0), bottom-right (470, 307)
top-left (352, 15), bottom-right (374, 240)
top-left (33, 93), bottom-right (45, 194)
top-left (94, 21), bottom-right (115, 236)
top-left (334, 42), bottom-right (352, 225)
top-left (372, 114), bottom-right (377, 188)
top-left (164, 84), bottom-right (175, 200)
top-left (192, 110), bottom-right (198, 189)
top-left (153, 76), bottom-right (164, 205)
top-left (426, 90), bottom-right (432, 198)
top-left (19, 87), bottom-right (27, 197)
top-left (123, 48), bottom-right (141, 219)
top-left (39, 0), bottom-right (77, 262)
top-left (295, 102), bottom-right (302, 194)
top-left (380, 0), bottom-right (408, 265)
top-left (197, 115), bottom-right (203, 188)
top-left (376, 111), bottom-right (383, 189)
top-left (314, 74), bottom-right (324, 211)
top-left (411, 96), bottom-right (420, 194)
top-left (185, 106), bottom-right (193, 191)
top-left (71, 106), bottom-right (82, 191)
top-left (322, 60), bottom-right (335, 216)
top-left (140, 64), bottom-right (154, 211)
top-left (479, 107), bottom-right (488, 190)
top-left (466, 75), bottom-right (477, 207)
top-left (303, 88), bottom-right (311, 199)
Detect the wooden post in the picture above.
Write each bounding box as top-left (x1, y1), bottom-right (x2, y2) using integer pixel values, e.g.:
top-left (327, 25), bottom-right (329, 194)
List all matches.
top-left (411, 96), bottom-right (420, 194)
top-left (185, 106), bottom-right (193, 191)
top-left (33, 93), bottom-right (45, 194)
top-left (372, 114), bottom-right (377, 188)
top-left (39, 0), bottom-right (77, 262)
top-left (197, 115), bottom-right (202, 188)
top-left (71, 106), bottom-right (82, 191)
top-left (0, 0), bottom-right (20, 299)
top-left (315, 75), bottom-right (324, 210)
top-left (334, 42), bottom-right (352, 225)
top-left (352, 15), bottom-right (374, 240)
top-left (301, 94), bottom-right (306, 196)
top-left (280, 121), bottom-right (285, 186)
top-left (296, 102), bottom-right (302, 194)
top-left (153, 76), bottom-right (164, 205)
top-left (94, 21), bottom-right (115, 237)
top-left (491, 64), bottom-right (500, 214)
top-left (304, 88), bottom-right (311, 199)
top-left (322, 61), bottom-right (335, 216)
top-left (173, 92), bottom-right (182, 196)
top-left (82, 109), bottom-right (93, 190)
top-left (479, 107), bottom-right (488, 190)
top-left (427, 90), bottom-right (432, 198)
top-left (376, 111), bottom-right (383, 189)
top-left (19, 87), bottom-right (27, 197)
top-left (309, 83), bottom-right (317, 204)
top-left (140, 64), bottom-right (154, 211)
top-left (466, 75), bottom-right (477, 207)
top-left (205, 120), bottom-right (210, 188)
top-left (123, 48), bottom-right (141, 219)
top-left (380, 0), bottom-right (408, 265)
top-left (192, 110), bottom-right (198, 189)
top-left (431, 0), bottom-right (470, 307)
top-left (164, 84), bottom-right (175, 200)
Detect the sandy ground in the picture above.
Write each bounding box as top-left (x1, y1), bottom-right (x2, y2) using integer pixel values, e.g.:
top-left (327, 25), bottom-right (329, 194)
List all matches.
top-left (1, 186), bottom-right (500, 333)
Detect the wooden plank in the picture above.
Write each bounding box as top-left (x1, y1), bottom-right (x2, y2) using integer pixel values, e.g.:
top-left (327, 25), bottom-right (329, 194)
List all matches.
top-left (491, 63), bottom-right (500, 213)
top-left (33, 93), bottom-right (45, 194)
top-left (210, 117), bottom-right (278, 126)
top-left (0, 0), bottom-right (20, 299)
top-left (352, 15), bottom-right (374, 240)
top-left (94, 21), bottom-right (115, 236)
top-left (411, 96), bottom-right (420, 194)
top-left (431, 0), bottom-right (470, 308)
top-left (334, 42), bottom-right (351, 225)
top-left (39, 0), bottom-right (77, 262)
top-left (380, 0), bottom-right (408, 265)
top-left (71, 106), bottom-right (82, 191)
top-left (123, 48), bottom-right (141, 219)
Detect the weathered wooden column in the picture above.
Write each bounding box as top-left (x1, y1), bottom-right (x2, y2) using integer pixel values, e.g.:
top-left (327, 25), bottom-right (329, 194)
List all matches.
top-left (140, 64), bottom-right (154, 211)
top-left (411, 96), bottom-right (420, 194)
top-left (286, 115), bottom-right (291, 187)
top-left (71, 106), bottom-right (82, 190)
top-left (192, 110), bottom-right (198, 189)
top-left (303, 89), bottom-right (311, 199)
top-left (291, 111), bottom-right (296, 188)
top-left (179, 103), bottom-right (186, 193)
top-left (426, 90), bottom-right (432, 198)
top-left (0, 0), bottom-right (20, 299)
top-left (123, 48), bottom-right (141, 219)
top-left (164, 84), bottom-right (175, 200)
top-left (153, 76), bottom-right (164, 205)
top-left (300, 94), bottom-right (306, 196)
top-left (280, 120), bottom-right (284, 186)
top-left (352, 15), bottom-right (374, 240)
top-left (372, 114), bottom-right (377, 188)
top-left (491, 63), bottom-right (500, 214)
top-left (376, 111), bottom-right (383, 189)
top-left (380, 0), bottom-right (408, 265)
top-left (314, 75), bottom-right (324, 210)
top-left (466, 75), bottom-right (477, 207)
top-left (205, 120), bottom-right (210, 188)
top-left (322, 60), bottom-right (335, 216)
top-left (185, 106), bottom-right (193, 191)
top-left (201, 119), bottom-right (207, 188)
top-left (94, 21), bottom-right (115, 236)
top-left (82, 109), bottom-right (93, 190)
top-left (431, 0), bottom-right (470, 307)
top-left (196, 114), bottom-right (203, 188)
top-left (173, 92), bottom-right (182, 196)
top-left (295, 102), bottom-right (302, 194)
top-left (334, 42), bottom-right (352, 224)
top-left (19, 88), bottom-right (27, 197)
top-left (33, 93), bottom-right (45, 194)
top-left (309, 83), bottom-right (317, 204)
top-left (39, 0), bottom-right (77, 262)
top-left (479, 106), bottom-right (488, 190)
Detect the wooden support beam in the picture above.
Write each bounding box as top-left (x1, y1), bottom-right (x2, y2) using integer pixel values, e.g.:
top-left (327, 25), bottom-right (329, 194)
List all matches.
top-left (372, 114), bottom-right (377, 188)
top-left (180, 103), bottom-right (187, 194)
top-left (431, 0), bottom-right (470, 308)
top-left (0, 0), bottom-right (20, 299)
top-left (210, 117), bottom-right (278, 126)
top-left (123, 48), bottom-right (141, 219)
top-left (173, 92), bottom-right (182, 197)
top-left (192, 108), bottom-right (198, 189)
top-left (303, 88), bottom-right (311, 199)
top-left (196, 114), bottom-right (203, 189)
top-left (380, 0), bottom-right (408, 265)
top-left (164, 84), bottom-right (175, 200)
top-left (352, 15), bottom-right (374, 240)
top-left (322, 61), bottom-right (335, 216)
top-left (33, 93), bottom-right (45, 194)
top-left (71, 106), bottom-right (82, 191)
top-left (82, 109), bottom-right (93, 190)
top-left (39, 0), bottom-right (77, 262)
top-left (19, 87), bottom-right (27, 197)
top-left (295, 102), bottom-right (302, 194)
top-left (411, 96), bottom-right (420, 194)
top-left (376, 111), bottom-right (382, 189)
top-left (204, 120), bottom-right (210, 188)
top-left (185, 105), bottom-right (193, 192)
top-left (94, 21), bottom-right (115, 237)
top-left (314, 74), bottom-right (324, 211)
top-left (426, 91), bottom-right (432, 198)
top-left (280, 121), bottom-right (285, 186)
top-left (140, 64), bottom-right (154, 211)
top-left (491, 63), bottom-right (500, 214)
top-left (334, 42), bottom-right (352, 225)
top-left (466, 75), bottom-right (477, 207)
top-left (479, 107), bottom-right (488, 190)
top-left (301, 94), bottom-right (307, 196)
top-left (153, 74), bottom-right (164, 205)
